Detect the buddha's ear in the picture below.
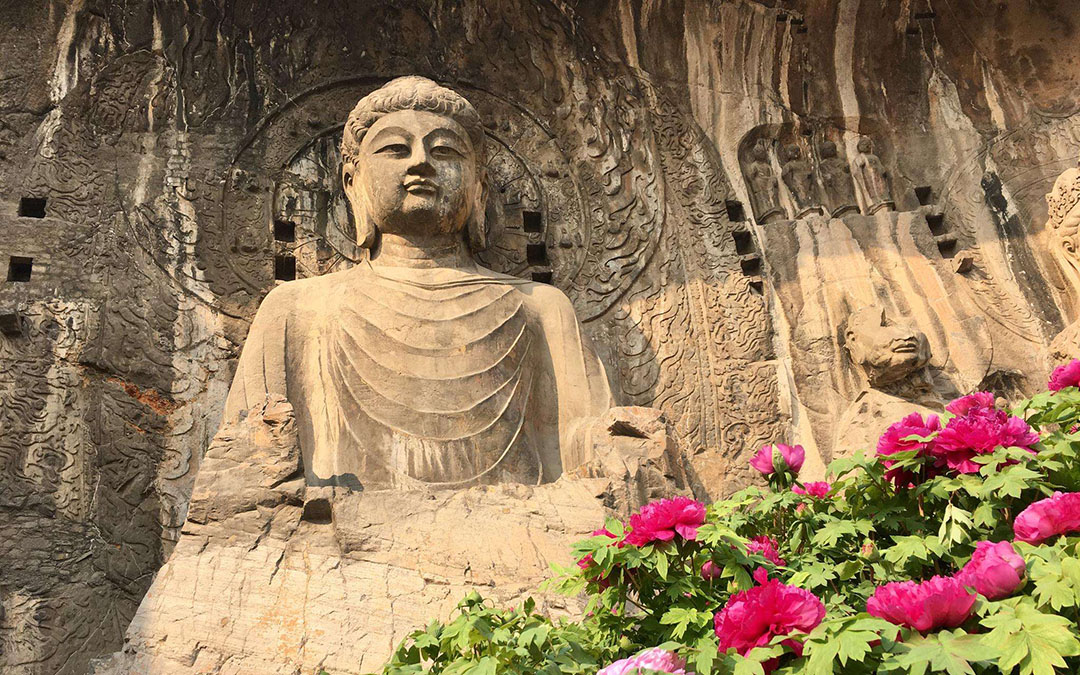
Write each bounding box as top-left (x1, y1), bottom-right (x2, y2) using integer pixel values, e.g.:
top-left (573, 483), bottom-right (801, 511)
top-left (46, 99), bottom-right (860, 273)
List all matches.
top-left (343, 163), bottom-right (377, 249)
top-left (466, 174), bottom-right (490, 253)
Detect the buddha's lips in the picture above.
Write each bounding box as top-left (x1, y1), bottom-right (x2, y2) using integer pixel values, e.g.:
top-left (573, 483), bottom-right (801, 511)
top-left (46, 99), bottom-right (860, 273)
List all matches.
top-left (404, 179), bottom-right (437, 194)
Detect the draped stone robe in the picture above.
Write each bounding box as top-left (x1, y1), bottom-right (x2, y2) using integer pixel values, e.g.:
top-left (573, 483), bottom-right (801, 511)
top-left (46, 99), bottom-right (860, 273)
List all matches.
top-left (223, 263), bottom-right (614, 490)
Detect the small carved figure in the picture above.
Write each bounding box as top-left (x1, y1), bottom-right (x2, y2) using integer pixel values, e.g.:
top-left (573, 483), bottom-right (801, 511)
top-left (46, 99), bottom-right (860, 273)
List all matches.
top-left (780, 144), bottom-right (822, 218)
top-left (833, 306), bottom-right (942, 461)
top-left (745, 142), bottom-right (783, 223)
top-left (816, 140), bottom-right (859, 217)
top-left (853, 137), bottom-right (894, 214)
top-left (1046, 160), bottom-right (1080, 361)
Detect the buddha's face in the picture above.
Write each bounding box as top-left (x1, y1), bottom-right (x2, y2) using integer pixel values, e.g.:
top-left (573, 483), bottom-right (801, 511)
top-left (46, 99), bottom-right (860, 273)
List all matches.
top-left (845, 308), bottom-right (931, 386)
top-left (345, 109), bottom-right (481, 237)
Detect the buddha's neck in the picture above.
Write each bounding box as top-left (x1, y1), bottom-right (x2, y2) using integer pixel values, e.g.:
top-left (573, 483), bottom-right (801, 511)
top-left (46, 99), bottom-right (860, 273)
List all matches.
top-left (370, 232), bottom-right (474, 269)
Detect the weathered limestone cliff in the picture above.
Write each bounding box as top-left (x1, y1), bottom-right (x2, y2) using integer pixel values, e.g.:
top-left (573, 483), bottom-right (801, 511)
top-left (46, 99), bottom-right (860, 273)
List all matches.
top-left (0, 1), bottom-right (1077, 671)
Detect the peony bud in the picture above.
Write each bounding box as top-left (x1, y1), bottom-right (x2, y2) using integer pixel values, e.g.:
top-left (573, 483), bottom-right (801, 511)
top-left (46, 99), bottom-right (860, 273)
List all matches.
top-left (955, 540), bottom-right (1025, 600)
top-left (701, 560), bottom-right (721, 580)
top-left (750, 443), bottom-right (805, 477)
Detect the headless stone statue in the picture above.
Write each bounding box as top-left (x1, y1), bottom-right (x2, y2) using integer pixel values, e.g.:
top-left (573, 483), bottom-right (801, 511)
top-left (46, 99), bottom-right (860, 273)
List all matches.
top-left (817, 140), bottom-right (858, 217)
top-left (745, 142), bottom-right (783, 222)
top-left (1046, 161), bottom-right (1080, 361)
top-left (780, 144), bottom-right (821, 218)
top-left (225, 77), bottom-right (617, 490)
top-left (833, 306), bottom-right (942, 461)
top-left (853, 137), bottom-right (894, 214)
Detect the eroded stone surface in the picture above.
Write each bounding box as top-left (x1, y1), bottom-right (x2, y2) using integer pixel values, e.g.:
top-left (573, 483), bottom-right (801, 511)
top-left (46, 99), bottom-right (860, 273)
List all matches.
top-left (2, 1), bottom-right (1080, 670)
top-left (92, 397), bottom-right (651, 674)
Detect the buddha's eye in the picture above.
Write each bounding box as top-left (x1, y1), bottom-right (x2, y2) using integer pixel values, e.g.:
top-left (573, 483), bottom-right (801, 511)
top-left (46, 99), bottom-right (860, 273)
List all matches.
top-left (431, 145), bottom-right (464, 160)
top-left (375, 143), bottom-right (409, 156)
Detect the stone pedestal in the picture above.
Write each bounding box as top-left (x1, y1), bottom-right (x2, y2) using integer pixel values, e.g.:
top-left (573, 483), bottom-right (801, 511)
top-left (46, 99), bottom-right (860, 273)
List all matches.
top-left (92, 397), bottom-right (683, 674)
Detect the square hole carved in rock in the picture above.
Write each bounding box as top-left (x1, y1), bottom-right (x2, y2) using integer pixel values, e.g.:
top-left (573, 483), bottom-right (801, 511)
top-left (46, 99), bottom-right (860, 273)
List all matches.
top-left (740, 256), bottom-right (762, 276)
top-left (526, 243), bottom-right (549, 266)
top-left (18, 198), bottom-right (46, 218)
top-left (274, 255), bottom-right (296, 281)
top-left (732, 229), bottom-right (755, 255)
top-left (937, 238), bottom-right (958, 259)
top-left (522, 210), bottom-right (543, 233)
top-left (274, 220), bottom-right (296, 242)
top-left (7, 256), bottom-right (32, 282)
top-left (725, 200), bottom-right (746, 222)
top-left (926, 213), bottom-right (947, 235)
top-left (531, 271), bottom-right (553, 284)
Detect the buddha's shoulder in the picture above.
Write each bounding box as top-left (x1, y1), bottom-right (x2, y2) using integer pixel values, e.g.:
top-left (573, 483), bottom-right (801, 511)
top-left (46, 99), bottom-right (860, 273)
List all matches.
top-left (253, 268), bottom-right (360, 317)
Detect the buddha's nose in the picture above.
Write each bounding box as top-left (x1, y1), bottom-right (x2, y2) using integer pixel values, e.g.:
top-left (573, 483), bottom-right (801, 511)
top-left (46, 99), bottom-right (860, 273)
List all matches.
top-left (406, 146), bottom-right (436, 176)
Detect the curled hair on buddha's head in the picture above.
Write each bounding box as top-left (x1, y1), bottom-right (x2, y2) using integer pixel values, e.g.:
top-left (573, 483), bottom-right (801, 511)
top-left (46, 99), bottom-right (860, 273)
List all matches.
top-left (340, 76), bottom-right (488, 250)
top-left (341, 76), bottom-right (486, 169)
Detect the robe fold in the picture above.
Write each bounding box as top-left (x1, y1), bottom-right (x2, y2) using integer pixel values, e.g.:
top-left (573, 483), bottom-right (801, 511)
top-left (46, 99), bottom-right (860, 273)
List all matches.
top-left (223, 263), bottom-right (613, 490)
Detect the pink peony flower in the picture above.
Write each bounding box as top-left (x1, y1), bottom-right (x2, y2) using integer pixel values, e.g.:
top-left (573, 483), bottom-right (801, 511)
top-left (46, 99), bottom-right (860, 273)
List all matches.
top-left (747, 535), bottom-right (786, 566)
top-left (750, 444), bottom-right (806, 476)
top-left (866, 576), bottom-right (976, 632)
top-left (876, 412), bottom-right (942, 486)
top-left (598, 648), bottom-right (692, 675)
top-left (1049, 359), bottom-right (1080, 391)
top-left (702, 560), bottom-right (722, 580)
top-left (945, 391), bottom-right (997, 416)
top-left (932, 392), bottom-right (1038, 474)
top-left (713, 570), bottom-right (824, 672)
top-left (955, 540), bottom-right (1026, 600)
top-left (793, 481), bottom-right (831, 498)
top-left (1014, 492), bottom-right (1080, 544)
top-left (624, 497), bottom-right (706, 547)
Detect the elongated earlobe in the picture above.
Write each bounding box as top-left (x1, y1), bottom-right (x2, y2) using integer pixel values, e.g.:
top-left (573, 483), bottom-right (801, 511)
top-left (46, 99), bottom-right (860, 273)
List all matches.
top-left (355, 211), bottom-right (377, 249)
top-left (344, 166), bottom-right (377, 249)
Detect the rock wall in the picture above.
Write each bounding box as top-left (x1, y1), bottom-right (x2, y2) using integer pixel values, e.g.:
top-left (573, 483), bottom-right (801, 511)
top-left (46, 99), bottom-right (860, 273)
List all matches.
top-left (0, 0), bottom-right (1076, 672)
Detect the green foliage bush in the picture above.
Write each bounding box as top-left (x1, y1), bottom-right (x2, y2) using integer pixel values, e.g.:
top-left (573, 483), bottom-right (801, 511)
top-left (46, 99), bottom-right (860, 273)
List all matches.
top-left (379, 386), bottom-right (1080, 675)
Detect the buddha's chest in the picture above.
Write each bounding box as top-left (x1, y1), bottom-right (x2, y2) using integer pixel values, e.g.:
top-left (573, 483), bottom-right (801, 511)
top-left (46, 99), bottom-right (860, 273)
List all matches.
top-left (293, 273), bottom-right (547, 487)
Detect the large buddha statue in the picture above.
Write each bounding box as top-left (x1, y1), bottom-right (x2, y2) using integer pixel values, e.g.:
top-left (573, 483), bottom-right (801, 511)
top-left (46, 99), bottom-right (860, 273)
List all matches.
top-left (224, 76), bottom-right (620, 491)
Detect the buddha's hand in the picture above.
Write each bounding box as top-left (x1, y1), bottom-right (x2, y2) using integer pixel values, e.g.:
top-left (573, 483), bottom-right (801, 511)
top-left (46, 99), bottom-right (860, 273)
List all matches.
top-left (186, 394), bottom-right (305, 528)
top-left (568, 406), bottom-right (690, 515)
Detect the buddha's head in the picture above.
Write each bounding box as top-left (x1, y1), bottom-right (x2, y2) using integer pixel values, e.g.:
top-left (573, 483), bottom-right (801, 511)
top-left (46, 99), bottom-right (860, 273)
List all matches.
top-left (1046, 165), bottom-right (1080, 298)
top-left (819, 140), bottom-right (838, 159)
top-left (857, 137), bottom-right (873, 154)
top-left (340, 76), bottom-right (487, 250)
top-left (843, 306), bottom-right (931, 387)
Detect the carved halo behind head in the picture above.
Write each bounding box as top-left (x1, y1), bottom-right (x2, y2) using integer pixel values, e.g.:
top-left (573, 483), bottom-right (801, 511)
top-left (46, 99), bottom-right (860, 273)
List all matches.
top-left (340, 76), bottom-right (489, 251)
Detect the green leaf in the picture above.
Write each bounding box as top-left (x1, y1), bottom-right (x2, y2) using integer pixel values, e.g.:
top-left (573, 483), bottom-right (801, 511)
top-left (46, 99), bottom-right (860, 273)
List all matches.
top-left (981, 598), bottom-right (1080, 675)
top-left (883, 535), bottom-right (946, 566)
top-left (885, 629), bottom-right (997, 675)
top-left (813, 520), bottom-right (858, 548)
top-left (656, 549), bottom-right (670, 580)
